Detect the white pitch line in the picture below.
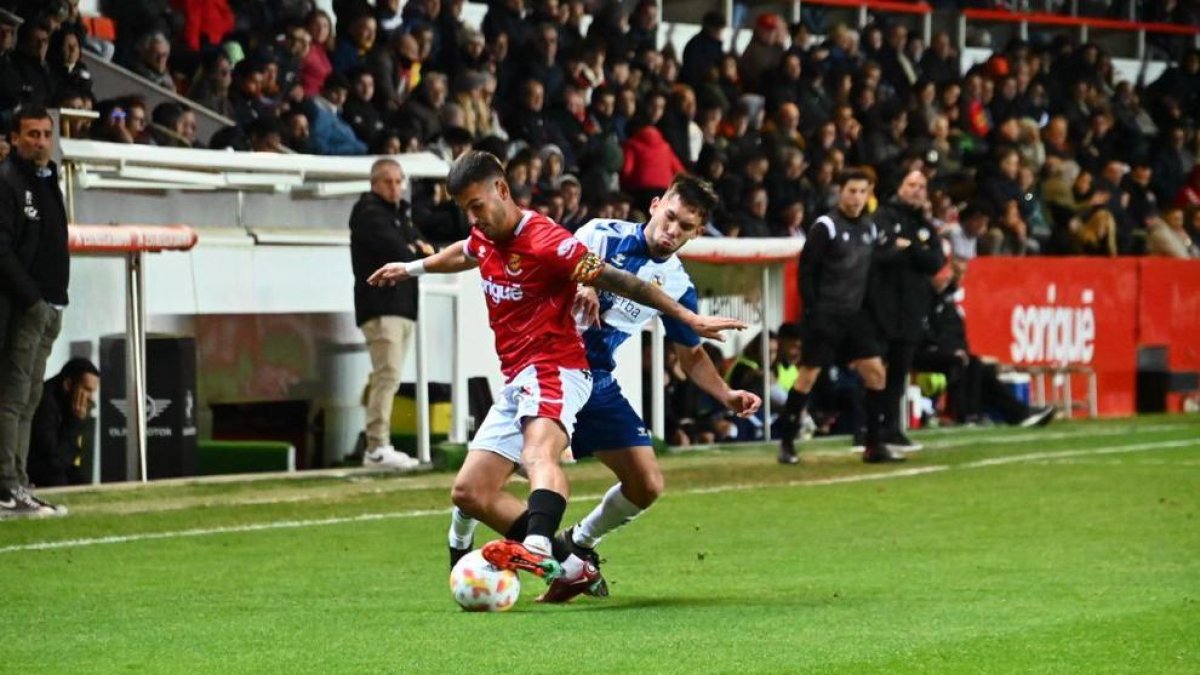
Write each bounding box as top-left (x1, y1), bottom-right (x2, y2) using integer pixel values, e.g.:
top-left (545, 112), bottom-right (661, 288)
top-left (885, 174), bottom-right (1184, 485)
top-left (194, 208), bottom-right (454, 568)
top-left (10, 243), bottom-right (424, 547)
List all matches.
top-left (1, 437), bottom-right (1196, 556)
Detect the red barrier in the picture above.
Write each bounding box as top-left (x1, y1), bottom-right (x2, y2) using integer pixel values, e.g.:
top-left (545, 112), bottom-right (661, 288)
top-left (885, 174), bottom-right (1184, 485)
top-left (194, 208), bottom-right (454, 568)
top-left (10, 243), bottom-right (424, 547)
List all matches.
top-left (1138, 259), bottom-right (1200, 372)
top-left (963, 8), bottom-right (1200, 36)
top-left (800, 0), bottom-right (932, 15)
top-left (960, 258), bottom-right (1139, 416)
top-left (68, 224), bottom-right (198, 253)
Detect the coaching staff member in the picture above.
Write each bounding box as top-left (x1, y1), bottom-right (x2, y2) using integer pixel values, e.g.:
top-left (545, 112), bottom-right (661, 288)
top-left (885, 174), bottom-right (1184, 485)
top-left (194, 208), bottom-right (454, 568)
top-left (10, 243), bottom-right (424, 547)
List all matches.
top-left (777, 168), bottom-right (905, 465)
top-left (867, 170), bottom-right (945, 453)
top-left (0, 106), bottom-right (69, 517)
top-left (351, 158), bottom-right (432, 470)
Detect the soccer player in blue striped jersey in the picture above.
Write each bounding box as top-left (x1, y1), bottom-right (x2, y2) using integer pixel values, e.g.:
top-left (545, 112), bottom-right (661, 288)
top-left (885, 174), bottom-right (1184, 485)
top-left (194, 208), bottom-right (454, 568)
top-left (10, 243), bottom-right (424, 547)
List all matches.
top-left (447, 175), bottom-right (762, 602)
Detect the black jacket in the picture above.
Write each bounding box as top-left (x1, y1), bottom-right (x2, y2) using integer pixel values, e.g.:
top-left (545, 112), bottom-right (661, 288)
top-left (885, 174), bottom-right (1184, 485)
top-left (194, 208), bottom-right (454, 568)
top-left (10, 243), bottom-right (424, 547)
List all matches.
top-left (799, 208), bottom-right (878, 317)
top-left (27, 373), bottom-right (87, 487)
top-left (0, 155), bottom-right (69, 349)
top-left (867, 198), bottom-right (945, 342)
top-left (349, 192), bottom-right (427, 326)
top-left (924, 284), bottom-right (968, 355)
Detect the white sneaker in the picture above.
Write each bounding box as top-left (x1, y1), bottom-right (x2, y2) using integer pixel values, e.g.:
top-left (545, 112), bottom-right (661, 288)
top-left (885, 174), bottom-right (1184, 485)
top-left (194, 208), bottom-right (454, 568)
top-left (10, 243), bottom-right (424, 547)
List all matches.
top-left (363, 445), bottom-right (420, 470)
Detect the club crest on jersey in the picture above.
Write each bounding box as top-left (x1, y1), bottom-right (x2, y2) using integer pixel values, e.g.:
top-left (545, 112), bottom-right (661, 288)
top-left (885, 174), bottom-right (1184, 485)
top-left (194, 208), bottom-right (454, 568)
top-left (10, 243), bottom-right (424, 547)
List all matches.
top-left (557, 238), bottom-right (579, 258)
top-left (505, 253), bottom-right (522, 276)
top-left (481, 278), bottom-right (524, 303)
top-left (842, 232), bottom-right (850, 241)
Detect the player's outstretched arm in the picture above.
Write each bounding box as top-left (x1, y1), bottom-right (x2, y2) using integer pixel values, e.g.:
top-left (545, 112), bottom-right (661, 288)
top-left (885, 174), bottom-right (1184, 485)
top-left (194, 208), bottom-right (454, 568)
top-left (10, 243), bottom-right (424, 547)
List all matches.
top-left (587, 265), bottom-right (747, 341)
top-left (368, 240), bottom-right (478, 286)
top-left (674, 342), bottom-right (762, 417)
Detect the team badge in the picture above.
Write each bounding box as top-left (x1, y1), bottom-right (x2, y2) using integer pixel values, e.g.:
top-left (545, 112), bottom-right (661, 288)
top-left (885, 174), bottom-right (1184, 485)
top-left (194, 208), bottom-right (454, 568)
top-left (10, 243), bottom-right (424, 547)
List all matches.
top-left (842, 232), bottom-right (850, 242)
top-left (505, 253), bottom-right (522, 275)
top-left (557, 238), bottom-right (579, 258)
top-left (893, 224), bottom-right (901, 233)
top-left (23, 191), bottom-right (38, 220)
top-left (917, 228), bottom-right (930, 242)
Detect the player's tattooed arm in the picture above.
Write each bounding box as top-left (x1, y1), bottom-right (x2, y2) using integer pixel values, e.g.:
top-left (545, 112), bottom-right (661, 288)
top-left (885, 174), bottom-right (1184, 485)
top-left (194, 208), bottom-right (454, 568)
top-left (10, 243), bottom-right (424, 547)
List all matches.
top-left (674, 343), bottom-right (762, 418)
top-left (368, 240), bottom-right (478, 286)
top-left (587, 264), bottom-right (748, 341)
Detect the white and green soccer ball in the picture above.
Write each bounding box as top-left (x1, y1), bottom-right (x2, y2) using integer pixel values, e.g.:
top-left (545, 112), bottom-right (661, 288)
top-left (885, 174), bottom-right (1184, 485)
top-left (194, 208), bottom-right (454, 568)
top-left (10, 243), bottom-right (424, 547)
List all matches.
top-left (449, 550), bottom-right (520, 612)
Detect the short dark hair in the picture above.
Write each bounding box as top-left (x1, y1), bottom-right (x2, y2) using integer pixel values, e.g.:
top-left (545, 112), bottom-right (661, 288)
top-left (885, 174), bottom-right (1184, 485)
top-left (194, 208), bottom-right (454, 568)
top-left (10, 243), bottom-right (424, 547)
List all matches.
top-left (446, 150), bottom-right (505, 197)
top-left (836, 168), bottom-right (874, 187)
top-left (666, 174), bottom-right (718, 219)
top-left (12, 105), bottom-right (51, 132)
top-left (152, 101), bottom-right (185, 128)
top-left (60, 358), bottom-right (99, 382)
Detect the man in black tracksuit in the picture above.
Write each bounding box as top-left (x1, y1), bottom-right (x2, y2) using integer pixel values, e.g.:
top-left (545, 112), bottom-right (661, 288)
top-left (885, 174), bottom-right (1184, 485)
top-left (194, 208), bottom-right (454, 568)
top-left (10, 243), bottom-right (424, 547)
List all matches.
top-left (0, 106), bottom-right (69, 516)
top-left (867, 170), bottom-right (945, 452)
top-left (778, 169), bottom-right (904, 465)
top-left (350, 158), bottom-right (432, 469)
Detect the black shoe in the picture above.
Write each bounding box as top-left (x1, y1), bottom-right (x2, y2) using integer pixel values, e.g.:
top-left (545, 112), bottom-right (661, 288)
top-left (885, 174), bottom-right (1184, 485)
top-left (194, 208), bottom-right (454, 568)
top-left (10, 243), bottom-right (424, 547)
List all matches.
top-left (884, 431), bottom-right (923, 453)
top-left (0, 486), bottom-right (57, 518)
top-left (449, 540), bottom-right (473, 571)
top-left (777, 432), bottom-right (800, 464)
top-left (863, 444), bottom-right (907, 464)
top-left (559, 526), bottom-right (608, 597)
top-left (1018, 406), bottom-right (1057, 428)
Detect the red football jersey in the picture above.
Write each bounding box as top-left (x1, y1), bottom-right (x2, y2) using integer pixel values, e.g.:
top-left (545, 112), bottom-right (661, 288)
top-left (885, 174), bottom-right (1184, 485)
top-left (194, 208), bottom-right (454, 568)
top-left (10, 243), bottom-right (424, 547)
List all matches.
top-left (464, 211), bottom-right (605, 379)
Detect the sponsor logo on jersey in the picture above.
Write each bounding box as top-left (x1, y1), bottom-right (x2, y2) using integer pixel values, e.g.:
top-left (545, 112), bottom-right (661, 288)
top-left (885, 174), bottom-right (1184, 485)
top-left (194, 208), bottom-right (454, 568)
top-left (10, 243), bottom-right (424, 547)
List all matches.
top-left (505, 253), bottom-right (523, 276)
top-left (481, 278), bottom-right (524, 303)
top-left (651, 272), bottom-right (665, 287)
top-left (557, 238), bottom-right (579, 258)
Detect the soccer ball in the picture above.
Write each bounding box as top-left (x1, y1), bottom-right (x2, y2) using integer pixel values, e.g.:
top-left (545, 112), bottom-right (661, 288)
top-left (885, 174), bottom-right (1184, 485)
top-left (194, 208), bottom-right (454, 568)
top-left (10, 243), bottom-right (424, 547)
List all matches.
top-left (449, 549), bottom-right (521, 612)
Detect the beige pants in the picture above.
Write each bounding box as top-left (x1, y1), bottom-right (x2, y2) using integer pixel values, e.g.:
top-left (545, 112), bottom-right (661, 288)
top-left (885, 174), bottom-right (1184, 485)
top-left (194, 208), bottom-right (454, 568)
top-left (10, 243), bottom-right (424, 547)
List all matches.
top-left (360, 316), bottom-right (415, 449)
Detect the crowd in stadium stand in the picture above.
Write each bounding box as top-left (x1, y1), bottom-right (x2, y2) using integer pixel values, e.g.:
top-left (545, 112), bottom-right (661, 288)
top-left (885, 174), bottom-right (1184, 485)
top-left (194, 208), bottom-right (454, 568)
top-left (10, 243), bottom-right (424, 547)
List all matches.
top-left (1, 0), bottom-right (1198, 256)
top-left (0, 0), bottom-right (1197, 256)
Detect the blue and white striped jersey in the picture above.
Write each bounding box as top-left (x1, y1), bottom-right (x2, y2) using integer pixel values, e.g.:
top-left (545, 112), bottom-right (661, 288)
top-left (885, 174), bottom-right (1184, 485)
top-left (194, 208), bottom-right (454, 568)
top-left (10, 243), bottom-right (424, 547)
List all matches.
top-left (574, 219), bottom-right (701, 372)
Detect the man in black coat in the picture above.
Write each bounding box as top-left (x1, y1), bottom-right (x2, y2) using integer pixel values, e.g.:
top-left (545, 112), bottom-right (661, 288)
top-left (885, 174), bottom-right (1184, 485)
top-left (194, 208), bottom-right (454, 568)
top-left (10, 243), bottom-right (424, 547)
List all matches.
top-left (350, 158), bottom-right (432, 470)
top-left (0, 106), bottom-right (69, 517)
top-left (28, 358), bottom-right (99, 487)
top-left (866, 170), bottom-right (945, 452)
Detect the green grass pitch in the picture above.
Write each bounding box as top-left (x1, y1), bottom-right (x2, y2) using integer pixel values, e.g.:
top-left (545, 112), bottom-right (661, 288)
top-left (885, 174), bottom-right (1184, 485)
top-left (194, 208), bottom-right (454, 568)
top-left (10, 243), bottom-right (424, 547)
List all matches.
top-left (2, 416), bottom-right (1198, 674)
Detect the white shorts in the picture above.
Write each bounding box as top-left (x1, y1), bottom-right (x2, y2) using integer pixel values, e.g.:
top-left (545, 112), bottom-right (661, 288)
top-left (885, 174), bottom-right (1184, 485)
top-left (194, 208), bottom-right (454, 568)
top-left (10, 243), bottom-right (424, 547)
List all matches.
top-left (470, 364), bottom-right (593, 464)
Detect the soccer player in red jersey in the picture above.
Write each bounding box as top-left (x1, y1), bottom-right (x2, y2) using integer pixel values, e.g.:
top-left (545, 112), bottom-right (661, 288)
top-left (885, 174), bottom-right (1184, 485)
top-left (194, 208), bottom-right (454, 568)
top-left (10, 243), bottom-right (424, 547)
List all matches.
top-left (369, 151), bottom-right (744, 582)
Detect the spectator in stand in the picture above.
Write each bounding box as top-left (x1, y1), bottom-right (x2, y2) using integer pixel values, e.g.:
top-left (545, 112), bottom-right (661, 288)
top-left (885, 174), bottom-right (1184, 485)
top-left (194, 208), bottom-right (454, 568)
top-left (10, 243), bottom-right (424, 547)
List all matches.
top-left (170, 0), bottom-right (234, 53)
top-left (277, 24), bottom-right (312, 103)
top-left (680, 11), bottom-right (725, 88)
top-left (369, 29), bottom-right (421, 114)
top-left (229, 59), bottom-right (273, 126)
top-left (47, 26), bottom-right (89, 97)
top-left (280, 108), bottom-right (311, 153)
top-left (342, 67), bottom-right (384, 144)
top-left (1068, 207), bottom-right (1118, 256)
top-left (131, 31), bottom-right (174, 91)
top-left (739, 13), bottom-right (785, 95)
top-left (301, 10), bottom-right (336, 97)
top-left (150, 101), bottom-right (197, 147)
top-left (117, 95), bottom-right (151, 144)
top-left (1175, 166), bottom-right (1200, 207)
top-left (0, 9), bottom-right (23, 118)
top-left (304, 73), bottom-right (367, 155)
top-left (920, 31), bottom-right (959, 87)
top-left (12, 17), bottom-right (54, 109)
top-left (332, 13), bottom-right (377, 75)
top-left (734, 185), bottom-right (771, 238)
top-left (620, 115), bottom-right (684, 211)
top-left (481, 0), bottom-right (527, 52)
top-left (398, 70), bottom-right (447, 145)
top-left (187, 50), bottom-right (234, 118)
top-left (1147, 206), bottom-right (1200, 258)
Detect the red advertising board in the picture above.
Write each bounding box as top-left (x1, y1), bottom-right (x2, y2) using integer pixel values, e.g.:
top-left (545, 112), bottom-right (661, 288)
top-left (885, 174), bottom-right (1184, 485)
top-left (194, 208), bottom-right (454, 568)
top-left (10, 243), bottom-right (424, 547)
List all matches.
top-left (960, 258), bottom-right (1140, 416)
top-left (1137, 259), bottom-right (1200, 372)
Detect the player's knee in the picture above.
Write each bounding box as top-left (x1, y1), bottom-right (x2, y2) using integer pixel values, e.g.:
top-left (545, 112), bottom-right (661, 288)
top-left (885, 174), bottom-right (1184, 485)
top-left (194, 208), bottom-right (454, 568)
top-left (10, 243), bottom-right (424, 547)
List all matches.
top-left (450, 480), bottom-right (486, 515)
top-left (625, 469), bottom-right (664, 508)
